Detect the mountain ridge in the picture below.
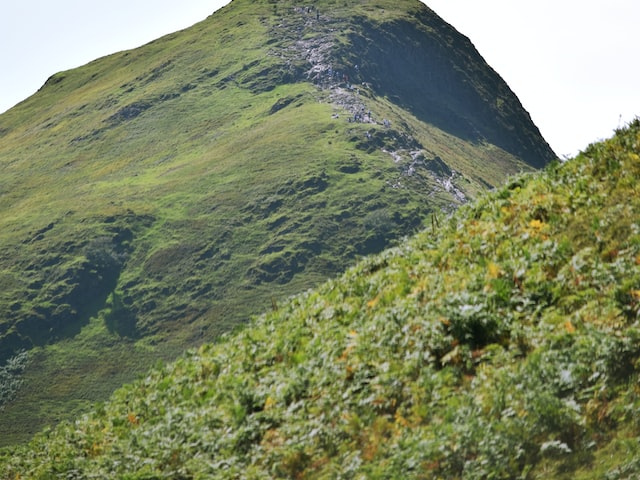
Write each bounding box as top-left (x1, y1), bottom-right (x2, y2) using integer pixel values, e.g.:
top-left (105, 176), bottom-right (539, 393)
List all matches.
top-left (0, 0), bottom-right (554, 443)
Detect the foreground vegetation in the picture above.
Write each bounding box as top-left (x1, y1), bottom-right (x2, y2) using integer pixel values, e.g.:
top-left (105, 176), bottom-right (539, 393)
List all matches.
top-left (0, 0), bottom-right (554, 442)
top-left (2, 121), bottom-right (638, 478)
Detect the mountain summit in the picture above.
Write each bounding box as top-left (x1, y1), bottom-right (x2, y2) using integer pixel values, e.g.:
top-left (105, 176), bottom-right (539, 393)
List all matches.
top-left (0, 0), bottom-right (554, 443)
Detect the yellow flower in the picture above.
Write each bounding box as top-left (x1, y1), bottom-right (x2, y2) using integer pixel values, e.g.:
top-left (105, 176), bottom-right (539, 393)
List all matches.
top-left (529, 219), bottom-right (545, 230)
top-left (394, 411), bottom-right (410, 428)
top-left (487, 262), bottom-right (501, 279)
top-left (264, 396), bottom-right (276, 410)
top-left (367, 296), bottom-right (379, 308)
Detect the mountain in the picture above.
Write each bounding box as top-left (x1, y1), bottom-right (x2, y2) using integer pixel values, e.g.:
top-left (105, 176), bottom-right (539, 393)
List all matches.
top-left (2, 120), bottom-right (638, 478)
top-left (0, 0), bottom-right (555, 444)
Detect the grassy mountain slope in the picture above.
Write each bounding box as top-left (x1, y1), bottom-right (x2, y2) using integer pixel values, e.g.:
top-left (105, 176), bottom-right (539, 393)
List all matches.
top-left (2, 121), bottom-right (637, 478)
top-left (0, 0), bottom-right (554, 443)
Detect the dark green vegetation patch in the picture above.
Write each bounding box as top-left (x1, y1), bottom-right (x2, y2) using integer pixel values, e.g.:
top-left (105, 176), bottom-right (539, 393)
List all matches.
top-left (2, 120), bottom-right (638, 478)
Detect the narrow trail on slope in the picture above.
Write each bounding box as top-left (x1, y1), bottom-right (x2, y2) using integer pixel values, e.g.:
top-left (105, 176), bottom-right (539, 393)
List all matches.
top-left (266, 5), bottom-right (468, 206)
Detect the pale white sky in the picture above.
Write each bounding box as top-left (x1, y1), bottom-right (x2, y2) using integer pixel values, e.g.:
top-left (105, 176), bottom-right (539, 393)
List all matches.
top-left (428, 0), bottom-right (640, 157)
top-left (1, 0), bottom-right (638, 157)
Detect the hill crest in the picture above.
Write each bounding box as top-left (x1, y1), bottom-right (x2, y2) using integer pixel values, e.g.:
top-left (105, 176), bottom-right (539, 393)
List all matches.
top-left (0, 0), bottom-right (554, 443)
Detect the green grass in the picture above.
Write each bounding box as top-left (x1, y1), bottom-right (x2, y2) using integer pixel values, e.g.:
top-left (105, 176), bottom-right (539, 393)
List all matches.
top-left (0, 0), bottom-right (553, 444)
top-left (1, 119), bottom-right (637, 479)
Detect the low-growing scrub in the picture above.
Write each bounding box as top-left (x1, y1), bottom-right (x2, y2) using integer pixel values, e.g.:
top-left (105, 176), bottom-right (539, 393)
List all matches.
top-left (0, 0), bottom-right (553, 441)
top-left (2, 121), bottom-right (638, 478)
top-left (0, 351), bottom-right (29, 410)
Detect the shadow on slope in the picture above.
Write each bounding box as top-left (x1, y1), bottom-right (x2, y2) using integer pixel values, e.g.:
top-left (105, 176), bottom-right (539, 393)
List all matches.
top-left (340, 11), bottom-right (555, 168)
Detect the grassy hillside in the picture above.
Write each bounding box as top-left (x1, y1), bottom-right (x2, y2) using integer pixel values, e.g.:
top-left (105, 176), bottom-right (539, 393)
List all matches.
top-left (0, 0), bottom-right (555, 443)
top-left (2, 121), bottom-right (637, 478)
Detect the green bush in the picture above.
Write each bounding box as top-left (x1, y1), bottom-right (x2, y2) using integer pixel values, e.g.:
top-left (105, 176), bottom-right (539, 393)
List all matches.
top-left (0, 350), bottom-right (29, 409)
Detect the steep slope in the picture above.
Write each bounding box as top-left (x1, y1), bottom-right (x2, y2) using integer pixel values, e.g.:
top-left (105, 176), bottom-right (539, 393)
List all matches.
top-left (2, 121), bottom-right (637, 479)
top-left (0, 0), bottom-right (554, 443)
